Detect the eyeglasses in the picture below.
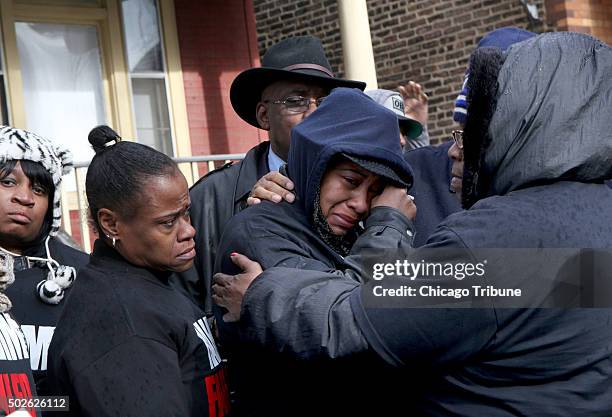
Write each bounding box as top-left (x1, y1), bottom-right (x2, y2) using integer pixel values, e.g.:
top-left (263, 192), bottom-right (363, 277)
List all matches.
top-left (452, 130), bottom-right (463, 150)
top-left (263, 96), bottom-right (326, 114)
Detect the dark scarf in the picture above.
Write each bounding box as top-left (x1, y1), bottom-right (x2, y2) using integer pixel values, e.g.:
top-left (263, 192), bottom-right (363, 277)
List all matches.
top-left (311, 191), bottom-right (359, 257)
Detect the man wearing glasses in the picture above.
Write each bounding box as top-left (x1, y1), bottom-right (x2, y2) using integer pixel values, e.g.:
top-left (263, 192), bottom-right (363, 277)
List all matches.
top-left (447, 27), bottom-right (536, 199)
top-left (244, 28), bottom-right (536, 249)
top-left (406, 28), bottom-right (536, 245)
top-left (175, 36), bottom-right (365, 312)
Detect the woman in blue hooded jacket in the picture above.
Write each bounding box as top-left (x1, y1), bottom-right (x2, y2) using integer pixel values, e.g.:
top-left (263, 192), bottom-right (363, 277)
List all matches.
top-left (215, 88), bottom-right (415, 283)
top-left (213, 87), bottom-right (416, 417)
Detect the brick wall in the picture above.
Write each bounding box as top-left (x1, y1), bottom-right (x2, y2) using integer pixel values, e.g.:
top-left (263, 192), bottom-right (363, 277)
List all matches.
top-left (254, 0), bottom-right (346, 78)
top-left (254, 0), bottom-right (555, 143)
top-left (174, 0), bottom-right (263, 159)
top-left (546, 0), bottom-right (612, 44)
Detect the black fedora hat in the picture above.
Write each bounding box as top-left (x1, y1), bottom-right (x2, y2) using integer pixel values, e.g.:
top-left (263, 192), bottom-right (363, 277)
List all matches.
top-left (230, 36), bottom-right (366, 128)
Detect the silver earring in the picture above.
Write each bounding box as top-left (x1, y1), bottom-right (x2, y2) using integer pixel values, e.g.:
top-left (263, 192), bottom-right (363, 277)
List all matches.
top-left (106, 234), bottom-right (116, 248)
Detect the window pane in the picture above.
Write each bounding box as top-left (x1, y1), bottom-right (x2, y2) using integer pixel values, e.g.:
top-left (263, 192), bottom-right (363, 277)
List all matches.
top-left (16, 0), bottom-right (102, 5)
top-left (0, 79), bottom-right (8, 125)
top-left (15, 22), bottom-right (105, 163)
top-left (0, 31), bottom-right (9, 125)
top-left (121, 0), bottom-right (162, 72)
top-left (131, 78), bottom-right (172, 156)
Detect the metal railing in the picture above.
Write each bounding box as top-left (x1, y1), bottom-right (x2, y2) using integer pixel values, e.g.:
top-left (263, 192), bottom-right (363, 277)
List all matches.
top-left (62, 153), bottom-right (245, 252)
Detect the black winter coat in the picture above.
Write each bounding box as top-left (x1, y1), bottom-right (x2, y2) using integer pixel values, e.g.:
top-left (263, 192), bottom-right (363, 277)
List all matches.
top-left (404, 140), bottom-right (461, 246)
top-left (215, 88), bottom-right (417, 417)
top-left (216, 202), bottom-right (414, 417)
top-left (173, 142), bottom-right (270, 315)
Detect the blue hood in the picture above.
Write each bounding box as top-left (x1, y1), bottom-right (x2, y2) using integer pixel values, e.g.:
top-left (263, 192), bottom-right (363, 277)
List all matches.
top-left (287, 87), bottom-right (414, 217)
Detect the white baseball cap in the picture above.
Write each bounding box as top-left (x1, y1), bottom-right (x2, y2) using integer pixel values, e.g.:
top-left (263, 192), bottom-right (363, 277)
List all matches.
top-left (365, 89), bottom-right (423, 139)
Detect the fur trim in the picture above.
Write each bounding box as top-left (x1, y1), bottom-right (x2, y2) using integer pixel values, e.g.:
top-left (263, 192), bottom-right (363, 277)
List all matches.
top-left (461, 48), bottom-right (505, 209)
top-left (0, 126), bottom-right (73, 236)
top-left (0, 252), bottom-right (14, 313)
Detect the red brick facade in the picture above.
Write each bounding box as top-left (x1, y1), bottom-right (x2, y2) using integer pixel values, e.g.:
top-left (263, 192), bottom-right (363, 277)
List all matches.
top-left (254, 0), bottom-right (557, 143)
top-left (172, 0), bottom-right (611, 152)
top-left (174, 0), bottom-right (264, 157)
top-left (546, 0), bottom-right (612, 44)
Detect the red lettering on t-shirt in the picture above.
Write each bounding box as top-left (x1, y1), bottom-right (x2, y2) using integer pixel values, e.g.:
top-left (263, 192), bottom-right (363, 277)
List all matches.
top-left (204, 367), bottom-right (230, 417)
top-left (16, 373), bottom-right (35, 415)
top-left (0, 373), bottom-right (35, 416)
top-left (0, 374), bottom-right (12, 413)
top-left (0, 375), bottom-right (8, 413)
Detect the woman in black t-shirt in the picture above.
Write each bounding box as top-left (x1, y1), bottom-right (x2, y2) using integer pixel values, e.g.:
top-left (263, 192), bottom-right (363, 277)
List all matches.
top-left (48, 126), bottom-right (228, 417)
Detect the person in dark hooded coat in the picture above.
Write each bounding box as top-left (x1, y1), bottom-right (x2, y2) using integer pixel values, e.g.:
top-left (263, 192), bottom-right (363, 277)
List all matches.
top-left (407, 27), bottom-right (536, 246)
top-left (214, 32), bottom-right (612, 416)
top-left (213, 87), bottom-right (416, 417)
